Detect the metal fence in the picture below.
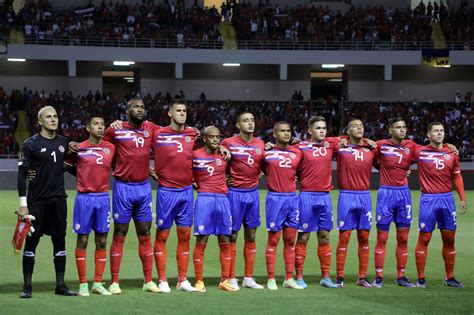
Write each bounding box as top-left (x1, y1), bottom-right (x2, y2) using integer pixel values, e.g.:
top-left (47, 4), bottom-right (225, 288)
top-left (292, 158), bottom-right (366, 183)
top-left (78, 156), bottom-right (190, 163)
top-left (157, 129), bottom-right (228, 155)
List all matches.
top-left (1, 34), bottom-right (473, 51)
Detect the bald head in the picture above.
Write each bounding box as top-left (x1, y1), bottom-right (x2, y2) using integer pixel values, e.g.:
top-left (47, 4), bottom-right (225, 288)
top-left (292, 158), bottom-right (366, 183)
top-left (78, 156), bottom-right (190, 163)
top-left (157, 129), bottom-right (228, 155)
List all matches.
top-left (203, 126), bottom-right (220, 137)
top-left (203, 126), bottom-right (221, 152)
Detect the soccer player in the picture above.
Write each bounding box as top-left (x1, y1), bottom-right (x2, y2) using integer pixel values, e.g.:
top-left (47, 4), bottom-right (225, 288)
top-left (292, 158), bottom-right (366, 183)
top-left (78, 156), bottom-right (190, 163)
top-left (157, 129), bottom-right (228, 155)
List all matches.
top-left (191, 126), bottom-right (237, 292)
top-left (264, 121), bottom-right (303, 290)
top-left (294, 116), bottom-right (339, 289)
top-left (152, 99), bottom-right (198, 292)
top-left (103, 98), bottom-right (160, 294)
top-left (335, 119), bottom-right (377, 288)
top-left (414, 122), bottom-right (467, 288)
top-left (64, 115), bottom-right (116, 296)
top-left (17, 106), bottom-right (76, 298)
top-left (372, 117), bottom-right (418, 288)
top-left (221, 112), bottom-right (265, 290)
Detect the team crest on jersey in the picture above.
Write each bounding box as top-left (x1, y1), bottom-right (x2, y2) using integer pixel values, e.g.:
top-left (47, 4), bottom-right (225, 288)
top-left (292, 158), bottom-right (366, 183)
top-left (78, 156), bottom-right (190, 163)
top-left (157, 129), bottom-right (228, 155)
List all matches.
top-left (198, 225), bottom-right (204, 231)
top-left (74, 224), bottom-right (80, 230)
top-left (363, 148), bottom-right (369, 152)
top-left (157, 219), bottom-right (163, 226)
top-left (216, 158), bottom-right (222, 166)
top-left (404, 148), bottom-right (410, 154)
top-left (339, 221), bottom-right (345, 227)
top-left (185, 136), bottom-right (191, 143)
top-left (270, 222), bottom-right (275, 228)
top-left (324, 141), bottom-right (329, 148)
top-left (290, 153), bottom-right (296, 159)
top-left (256, 148), bottom-right (262, 155)
top-left (420, 222), bottom-right (426, 229)
top-left (444, 154), bottom-right (450, 160)
top-left (302, 223), bottom-right (308, 229)
top-left (103, 148), bottom-right (110, 155)
top-left (143, 131), bottom-right (149, 137)
top-left (59, 145), bottom-right (65, 153)
top-left (114, 213), bottom-right (119, 220)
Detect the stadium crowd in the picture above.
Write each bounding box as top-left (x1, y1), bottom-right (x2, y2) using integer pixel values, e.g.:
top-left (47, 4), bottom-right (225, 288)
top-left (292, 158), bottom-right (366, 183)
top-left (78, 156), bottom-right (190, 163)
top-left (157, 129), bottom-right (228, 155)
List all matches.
top-left (0, 88), bottom-right (472, 158)
top-left (0, 1), bottom-right (472, 46)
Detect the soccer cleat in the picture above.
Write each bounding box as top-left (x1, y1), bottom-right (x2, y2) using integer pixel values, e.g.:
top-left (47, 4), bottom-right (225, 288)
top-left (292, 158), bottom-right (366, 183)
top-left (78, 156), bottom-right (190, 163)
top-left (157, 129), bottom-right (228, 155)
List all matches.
top-left (267, 279), bottom-right (278, 290)
top-left (108, 282), bottom-right (122, 295)
top-left (229, 278), bottom-right (240, 291)
top-left (336, 277), bottom-right (345, 288)
top-left (242, 277), bottom-right (264, 289)
top-left (55, 284), bottom-right (77, 296)
top-left (78, 283), bottom-right (90, 296)
top-left (296, 278), bottom-right (308, 289)
top-left (416, 278), bottom-right (427, 288)
top-left (444, 278), bottom-right (465, 289)
top-left (372, 277), bottom-right (384, 288)
top-left (356, 277), bottom-right (372, 288)
top-left (283, 278), bottom-right (304, 289)
top-left (143, 281), bottom-right (161, 293)
top-left (158, 281), bottom-right (171, 293)
top-left (320, 277), bottom-right (337, 288)
top-left (195, 280), bottom-right (207, 293)
top-left (395, 277), bottom-right (416, 288)
top-left (92, 282), bottom-right (112, 295)
top-left (219, 279), bottom-right (239, 292)
top-left (20, 285), bottom-right (32, 298)
top-left (176, 280), bottom-right (198, 292)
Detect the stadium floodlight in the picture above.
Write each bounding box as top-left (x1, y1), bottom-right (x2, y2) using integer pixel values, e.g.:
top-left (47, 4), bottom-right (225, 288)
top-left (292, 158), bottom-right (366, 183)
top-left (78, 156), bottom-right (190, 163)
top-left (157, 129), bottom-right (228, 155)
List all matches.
top-left (322, 64), bottom-right (344, 69)
top-left (7, 58), bottom-right (26, 62)
top-left (223, 63), bottom-right (240, 67)
top-left (113, 61), bottom-right (135, 66)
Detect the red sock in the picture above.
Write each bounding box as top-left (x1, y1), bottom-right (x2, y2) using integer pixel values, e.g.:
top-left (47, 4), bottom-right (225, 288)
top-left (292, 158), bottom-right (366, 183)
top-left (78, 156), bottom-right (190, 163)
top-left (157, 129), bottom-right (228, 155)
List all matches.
top-left (229, 242), bottom-right (237, 279)
top-left (374, 229), bottom-right (389, 278)
top-left (138, 235), bottom-right (153, 283)
top-left (336, 230), bottom-right (351, 278)
top-left (154, 230), bottom-right (169, 282)
top-left (265, 231), bottom-right (281, 279)
top-left (110, 235), bottom-right (125, 283)
top-left (415, 232), bottom-right (432, 279)
top-left (283, 227), bottom-right (297, 280)
top-left (94, 249), bottom-right (107, 282)
top-left (395, 228), bottom-right (409, 278)
top-left (318, 242), bottom-right (332, 279)
top-left (75, 248), bottom-right (87, 284)
top-left (441, 230), bottom-right (456, 279)
top-left (193, 242), bottom-right (207, 282)
top-left (219, 243), bottom-right (231, 281)
top-left (357, 230), bottom-right (370, 278)
top-left (176, 227), bottom-right (191, 283)
top-left (295, 242), bottom-right (306, 279)
top-left (243, 241), bottom-right (256, 278)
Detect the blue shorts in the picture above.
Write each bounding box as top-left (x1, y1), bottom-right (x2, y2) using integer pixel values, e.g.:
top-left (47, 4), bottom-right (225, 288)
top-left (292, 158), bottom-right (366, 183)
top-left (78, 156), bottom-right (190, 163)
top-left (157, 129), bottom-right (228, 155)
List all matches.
top-left (156, 185), bottom-right (194, 229)
top-left (337, 190), bottom-right (372, 231)
top-left (376, 186), bottom-right (412, 230)
top-left (194, 193), bottom-right (232, 236)
top-left (228, 187), bottom-right (261, 232)
top-left (418, 192), bottom-right (457, 232)
top-left (73, 192), bottom-right (111, 234)
top-left (112, 179), bottom-right (153, 224)
top-left (265, 192), bottom-right (299, 232)
top-left (298, 191), bottom-right (333, 232)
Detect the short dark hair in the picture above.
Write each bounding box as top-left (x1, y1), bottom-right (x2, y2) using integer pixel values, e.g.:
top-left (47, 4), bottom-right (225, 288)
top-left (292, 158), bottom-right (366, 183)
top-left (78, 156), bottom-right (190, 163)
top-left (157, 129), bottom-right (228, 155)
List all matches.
top-left (86, 115), bottom-right (104, 126)
top-left (308, 116), bottom-right (326, 128)
top-left (427, 121), bottom-right (444, 132)
top-left (347, 119), bottom-right (363, 128)
top-left (236, 111), bottom-right (254, 123)
top-left (169, 99), bottom-right (186, 110)
top-left (389, 117), bottom-right (405, 127)
top-left (274, 121), bottom-right (290, 131)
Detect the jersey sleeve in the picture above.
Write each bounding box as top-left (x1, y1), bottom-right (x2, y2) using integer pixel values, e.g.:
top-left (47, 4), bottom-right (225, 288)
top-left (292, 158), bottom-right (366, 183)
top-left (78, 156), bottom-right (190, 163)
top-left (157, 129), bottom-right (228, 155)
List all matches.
top-left (453, 155), bottom-right (461, 174)
top-left (18, 138), bottom-right (33, 169)
top-left (103, 127), bottom-right (115, 143)
top-left (64, 152), bottom-right (78, 167)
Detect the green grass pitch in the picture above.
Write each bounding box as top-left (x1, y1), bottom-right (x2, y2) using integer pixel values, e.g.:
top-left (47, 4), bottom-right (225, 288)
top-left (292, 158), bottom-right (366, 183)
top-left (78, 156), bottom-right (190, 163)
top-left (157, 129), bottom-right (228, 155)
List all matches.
top-left (0, 190), bottom-right (473, 314)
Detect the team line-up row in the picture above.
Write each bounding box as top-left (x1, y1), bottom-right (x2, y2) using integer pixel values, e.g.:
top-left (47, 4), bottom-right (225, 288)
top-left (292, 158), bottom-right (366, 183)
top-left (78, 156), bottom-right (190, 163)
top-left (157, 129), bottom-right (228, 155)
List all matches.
top-left (15, 98), bottom-right (467, 298)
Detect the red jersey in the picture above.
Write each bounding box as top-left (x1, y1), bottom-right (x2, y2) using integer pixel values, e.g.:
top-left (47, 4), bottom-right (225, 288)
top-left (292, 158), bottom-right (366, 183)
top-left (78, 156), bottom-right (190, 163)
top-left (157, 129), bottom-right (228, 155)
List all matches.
top-left (65, 140), bottom-right (115, 193)
top-left (103, 121), bottom-right (159, 182)
top-left (415, 145), bottom-right (461, 194)
top-left (192, 148), bottom-right (228, 194)
top-left (376, 139), bottom-right (417, 187)
top-left (336, 144), bottom-right (377, 190)
top-left (297, 137), bottom-right (338, 192)
top-left (153, 126), bottom-right (197, 188)
top-left (221, 135), bottom-right (265, 189)
top-left (264, 145), bottom-right (302, 193)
